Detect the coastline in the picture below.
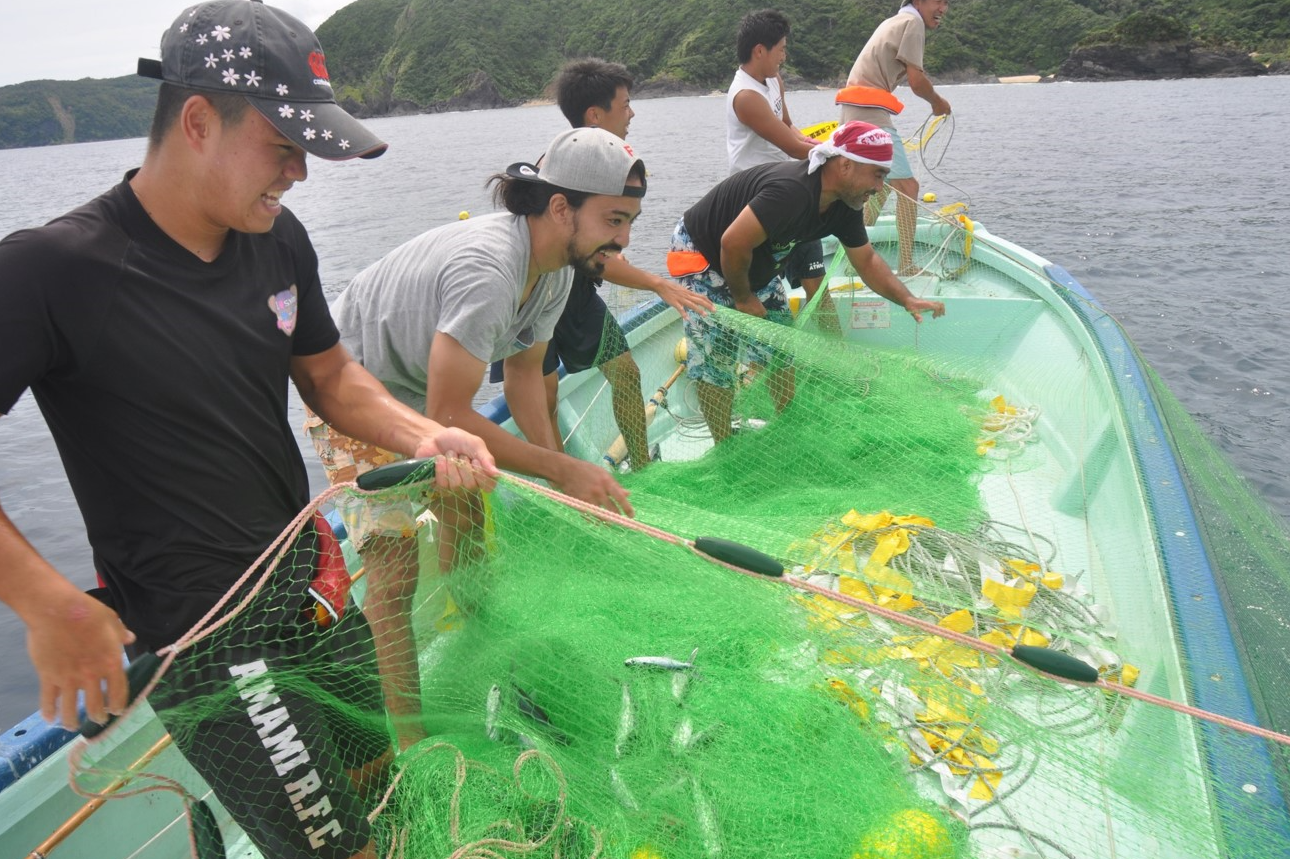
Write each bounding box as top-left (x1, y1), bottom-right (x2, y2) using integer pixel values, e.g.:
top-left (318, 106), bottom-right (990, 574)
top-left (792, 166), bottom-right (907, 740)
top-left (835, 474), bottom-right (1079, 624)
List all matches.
top-left (2, 58), bottom-right (1285, 150)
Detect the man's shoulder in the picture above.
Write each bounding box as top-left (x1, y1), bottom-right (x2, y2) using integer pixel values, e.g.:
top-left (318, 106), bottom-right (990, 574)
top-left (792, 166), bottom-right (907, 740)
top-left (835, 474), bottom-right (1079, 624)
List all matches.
top-left (0, 184), bottom-right (129, 270)
top-left (727, 67), bottom-right (768, 100)
top-left (887, 11), bottom-right (926, 37)
top-left (376, 213), bottom-right (520, 268)
top-left (869, 11), bottom-right (923, 42)
top-left (754, 159), bottom-right (812, 186)
top-left (436, 211), bottom-right (518, 246)
top-left (737, 162), bottom-right (815, 216)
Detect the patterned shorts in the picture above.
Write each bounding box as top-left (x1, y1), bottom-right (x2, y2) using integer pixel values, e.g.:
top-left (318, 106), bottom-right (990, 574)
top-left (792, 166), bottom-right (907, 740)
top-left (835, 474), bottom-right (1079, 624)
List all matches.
top-left (303, 410), bottom-right (418, 548)
top-left (671, 218), bottom-right (794, 389)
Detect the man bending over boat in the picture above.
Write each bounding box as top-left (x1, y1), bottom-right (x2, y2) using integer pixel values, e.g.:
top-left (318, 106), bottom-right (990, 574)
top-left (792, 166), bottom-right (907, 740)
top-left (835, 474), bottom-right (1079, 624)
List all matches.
top-left (670, 121), bottom-right (945, 443)
top-left (310, 127), bottom-right (645, 747)
top-left (840, 0), bottom-right (952, 275)
top-left (488, 58), bottom-right (712, 471)
top-left (0, 2), bottom-right (496, 858)
top-left (726, 9), bottom-right (826, 303)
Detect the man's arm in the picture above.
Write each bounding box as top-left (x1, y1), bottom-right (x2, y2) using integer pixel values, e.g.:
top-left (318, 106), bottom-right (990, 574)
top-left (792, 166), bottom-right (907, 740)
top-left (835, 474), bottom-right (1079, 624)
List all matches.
top-left (602, 255), bottom-right (713, 320)
top-left (731, 87), bottom-right (820, 161)
top-left (844, 243), bottom-right (946, 320)
top-left (501, 343), bottom-right (559, 450)
top-left (292, 343), bottom-right (499, 491)
top-left (719, 206), bottom-right (771, 317)
top-left (778, 75), bottom-right (797, 128)
top-left (906, 66), bottom-right (951, 116)
top-left (0, 505), bottom-right (134, 729)
top-left (427, 332), bottom-right (634, 516)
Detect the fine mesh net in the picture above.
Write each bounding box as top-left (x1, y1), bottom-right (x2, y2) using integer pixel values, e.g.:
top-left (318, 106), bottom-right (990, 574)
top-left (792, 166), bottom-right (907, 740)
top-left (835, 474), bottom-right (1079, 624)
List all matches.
top-left (68, 197), bottom-right (1290, 859)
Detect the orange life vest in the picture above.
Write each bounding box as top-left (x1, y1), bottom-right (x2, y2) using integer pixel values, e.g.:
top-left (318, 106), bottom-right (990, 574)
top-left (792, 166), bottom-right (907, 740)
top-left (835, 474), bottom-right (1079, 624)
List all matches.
top-left (666, 250), bottom-right (711, 278)
top-left (835, 85), bottom-right (904, 116)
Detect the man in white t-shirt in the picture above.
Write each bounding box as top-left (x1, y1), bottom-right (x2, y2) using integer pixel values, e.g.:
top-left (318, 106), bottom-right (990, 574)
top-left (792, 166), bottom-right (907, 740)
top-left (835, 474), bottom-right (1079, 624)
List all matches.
top-left (726, 9), bottom-right (826, 302)
top-left (313, 127), bottom-right (645, 747)
top-left (840, 0), bottom-right (952, 274)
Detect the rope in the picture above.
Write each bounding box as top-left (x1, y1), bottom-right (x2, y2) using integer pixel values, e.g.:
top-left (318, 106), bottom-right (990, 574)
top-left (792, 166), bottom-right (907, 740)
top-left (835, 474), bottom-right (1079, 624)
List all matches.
top-left (909, 112), bottom-right (972, 212)
top-left (369, 742), bottom-right (601, 859)
top-left (496, 472), bottom-right (1290, 749)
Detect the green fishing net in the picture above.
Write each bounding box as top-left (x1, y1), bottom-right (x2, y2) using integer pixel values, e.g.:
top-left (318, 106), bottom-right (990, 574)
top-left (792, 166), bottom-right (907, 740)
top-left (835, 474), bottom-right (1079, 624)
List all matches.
top-left (67, 201), bottom-right (1290, 859)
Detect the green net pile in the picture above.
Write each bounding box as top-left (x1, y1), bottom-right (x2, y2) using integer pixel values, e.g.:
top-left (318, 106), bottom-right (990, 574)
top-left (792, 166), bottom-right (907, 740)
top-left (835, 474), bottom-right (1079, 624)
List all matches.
top-left (72, 202), bottom-right (1290, 859)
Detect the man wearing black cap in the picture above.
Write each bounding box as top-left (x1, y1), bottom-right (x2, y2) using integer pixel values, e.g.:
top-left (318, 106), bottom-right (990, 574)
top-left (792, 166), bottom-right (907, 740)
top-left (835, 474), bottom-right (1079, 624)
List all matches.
top-left (0, 2), bottom-right (496, 858)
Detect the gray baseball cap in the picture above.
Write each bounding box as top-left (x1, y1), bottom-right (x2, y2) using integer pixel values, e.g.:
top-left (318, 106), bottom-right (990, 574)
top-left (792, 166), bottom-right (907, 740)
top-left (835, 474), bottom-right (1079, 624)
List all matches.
top-left (506, 127), bottom-right (646, 198)
top-left (138, 0), bottom-right (387, 160)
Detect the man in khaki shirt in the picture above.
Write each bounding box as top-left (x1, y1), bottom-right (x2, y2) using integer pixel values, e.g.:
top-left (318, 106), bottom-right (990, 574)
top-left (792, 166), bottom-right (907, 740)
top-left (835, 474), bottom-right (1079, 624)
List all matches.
top-left (840, 0), bottom-right (951, 274)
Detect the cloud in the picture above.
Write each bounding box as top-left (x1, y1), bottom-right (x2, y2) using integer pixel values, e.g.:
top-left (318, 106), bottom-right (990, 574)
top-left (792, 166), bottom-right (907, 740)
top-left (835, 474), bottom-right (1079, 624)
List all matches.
top-left (0, 0), bottom-right (353, 88)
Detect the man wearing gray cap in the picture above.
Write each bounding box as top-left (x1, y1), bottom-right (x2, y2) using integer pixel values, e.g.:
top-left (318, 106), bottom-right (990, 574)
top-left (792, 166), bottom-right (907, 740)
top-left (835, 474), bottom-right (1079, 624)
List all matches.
top-left (305, 126), bottom-right (644, 755)
top-left (0, 2), bottom-right (496, 858)
top-left (320, 125), bottom-right (643, 522)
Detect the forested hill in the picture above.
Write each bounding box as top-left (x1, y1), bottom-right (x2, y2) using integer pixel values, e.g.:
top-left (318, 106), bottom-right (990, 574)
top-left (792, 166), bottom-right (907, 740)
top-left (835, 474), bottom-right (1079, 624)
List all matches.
top-left (2, 0), bottom-right (1286, 149)
top-left (314, 0), bottom-right (1286, 112)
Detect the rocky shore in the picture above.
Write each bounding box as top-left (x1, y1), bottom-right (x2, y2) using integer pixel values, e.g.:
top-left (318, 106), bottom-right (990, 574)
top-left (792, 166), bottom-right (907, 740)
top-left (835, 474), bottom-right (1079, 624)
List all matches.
top-left (1057, 41), bottom-right (1272, 81)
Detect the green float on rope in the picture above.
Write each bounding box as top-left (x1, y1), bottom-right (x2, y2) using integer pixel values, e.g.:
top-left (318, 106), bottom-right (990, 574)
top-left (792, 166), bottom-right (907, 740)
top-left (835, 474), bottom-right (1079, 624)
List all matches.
top-left (1011, 644), bottom-right (1099, 684)
top-left (693, 536), bottom-right (785, 577)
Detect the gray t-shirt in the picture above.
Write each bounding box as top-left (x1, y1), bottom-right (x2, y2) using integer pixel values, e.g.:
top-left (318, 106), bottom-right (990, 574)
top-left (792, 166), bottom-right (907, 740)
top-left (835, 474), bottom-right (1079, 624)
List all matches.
top-left (331, 212), bottom-right (572, 412)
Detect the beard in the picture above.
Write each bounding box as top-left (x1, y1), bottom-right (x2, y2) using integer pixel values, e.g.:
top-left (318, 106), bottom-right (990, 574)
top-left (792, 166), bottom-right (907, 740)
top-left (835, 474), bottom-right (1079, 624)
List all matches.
top-left (568, 237), bottom-right (622, 280)
top-left (842, 188), bottom-right (875, 211)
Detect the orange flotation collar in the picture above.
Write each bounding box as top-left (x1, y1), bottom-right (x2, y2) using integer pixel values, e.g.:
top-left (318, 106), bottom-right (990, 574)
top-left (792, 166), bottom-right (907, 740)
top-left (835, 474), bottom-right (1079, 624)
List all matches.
top-left (666, 250), bottom-right (710, 278)
top-left (835, 85), bottom-right (904, 115)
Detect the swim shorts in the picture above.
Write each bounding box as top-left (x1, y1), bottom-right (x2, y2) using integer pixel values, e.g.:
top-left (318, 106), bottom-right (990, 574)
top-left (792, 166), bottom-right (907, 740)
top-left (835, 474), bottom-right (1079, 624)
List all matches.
top-left (885, 125), bottom-right (914, 181)
top-left (780, 239), bottom-right (825, 287)
top-left (671, 218), bottom-right (794, 390)
top-left (304, 408), bottom-right (417, 548)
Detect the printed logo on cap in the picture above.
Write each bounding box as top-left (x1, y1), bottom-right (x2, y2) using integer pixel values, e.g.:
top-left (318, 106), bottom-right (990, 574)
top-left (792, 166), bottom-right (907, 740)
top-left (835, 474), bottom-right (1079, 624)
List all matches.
top-left (308, 51), bottom-right (330, 83)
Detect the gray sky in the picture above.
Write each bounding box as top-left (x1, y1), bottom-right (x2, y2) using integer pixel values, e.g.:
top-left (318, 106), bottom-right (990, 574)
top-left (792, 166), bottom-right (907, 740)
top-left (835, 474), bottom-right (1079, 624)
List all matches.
top-left (0, 0), bottom-right (355, 87)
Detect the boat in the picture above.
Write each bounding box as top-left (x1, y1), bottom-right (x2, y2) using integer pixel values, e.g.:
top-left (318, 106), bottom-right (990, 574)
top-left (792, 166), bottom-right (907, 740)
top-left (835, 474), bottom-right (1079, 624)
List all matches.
top-left (3, 205), bottom-right (1290, 859)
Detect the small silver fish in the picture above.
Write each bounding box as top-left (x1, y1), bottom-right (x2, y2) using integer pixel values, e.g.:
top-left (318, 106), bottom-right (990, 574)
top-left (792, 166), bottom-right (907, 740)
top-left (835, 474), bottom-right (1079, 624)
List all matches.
top-left (671, 716), bottom-right (694, 755)
top-left (484, 684), bottom-right (501, 741)
top-left (625, 647), bottom-right (698, 672)
top-left (671, 670), bottom-right (690, 703)
top-left (609, 767), bottom-right (639, 810)
top-left (680, 721), bottom-right (723, 753)
top-left (614, 684), bottom-right (636, 759)
top-left (691, 777), bottom-right (724, 857)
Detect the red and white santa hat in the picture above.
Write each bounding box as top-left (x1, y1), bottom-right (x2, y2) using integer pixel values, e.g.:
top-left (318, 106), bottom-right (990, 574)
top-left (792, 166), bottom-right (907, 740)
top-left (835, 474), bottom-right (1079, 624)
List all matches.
top-left (807, 121), bottom-right (894, 174)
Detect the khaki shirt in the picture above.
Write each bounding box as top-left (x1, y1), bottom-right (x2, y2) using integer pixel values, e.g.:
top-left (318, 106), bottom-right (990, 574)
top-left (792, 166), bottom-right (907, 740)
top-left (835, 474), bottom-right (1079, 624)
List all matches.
top-left (842, 9), bottom-right (926, 126)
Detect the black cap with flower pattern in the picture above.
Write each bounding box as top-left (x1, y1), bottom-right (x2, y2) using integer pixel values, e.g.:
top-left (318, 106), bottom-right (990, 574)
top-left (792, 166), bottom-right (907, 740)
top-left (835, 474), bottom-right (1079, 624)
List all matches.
top-left (138, 0), bottom-right (387, 160)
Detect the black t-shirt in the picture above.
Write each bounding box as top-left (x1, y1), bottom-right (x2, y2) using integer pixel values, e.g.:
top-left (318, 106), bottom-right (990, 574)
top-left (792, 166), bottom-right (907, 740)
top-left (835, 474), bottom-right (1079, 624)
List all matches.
top-left (682, 160), bottom-right (870, 288)
top-left (0, 177), bottom-right (340, 651)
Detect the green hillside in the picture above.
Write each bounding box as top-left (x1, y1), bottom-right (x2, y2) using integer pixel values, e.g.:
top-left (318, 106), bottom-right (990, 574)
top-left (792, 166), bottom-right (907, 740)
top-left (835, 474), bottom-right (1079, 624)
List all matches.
top-left (317, 0), bottom-right (1110, 105)
top-left (0, 77), bottom-right (158, 150)
top-left (1, 0), bottom-right (1285, 149)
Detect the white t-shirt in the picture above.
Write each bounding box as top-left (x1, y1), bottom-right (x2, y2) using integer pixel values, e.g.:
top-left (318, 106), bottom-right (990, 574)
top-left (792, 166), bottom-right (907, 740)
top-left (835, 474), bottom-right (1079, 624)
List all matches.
top-left (726, 67), bottom-right (792, 174)
top-left (331, 213), bottom-right (572, 412)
